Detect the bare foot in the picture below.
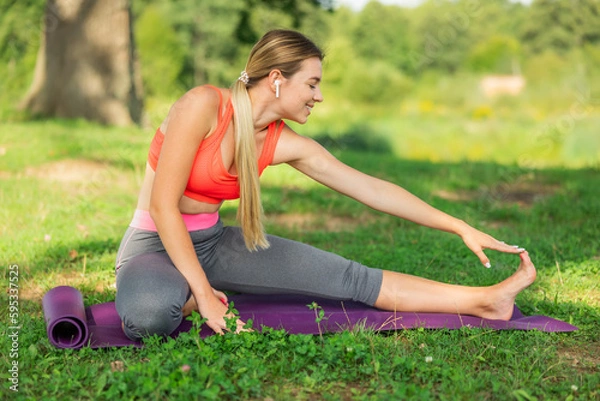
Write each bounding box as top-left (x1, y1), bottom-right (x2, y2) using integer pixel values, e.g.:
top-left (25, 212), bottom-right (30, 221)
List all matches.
top-left (182, 295), bottom-right (198, 317)
top-left (182, 291), bottom-right (229, 317)
top-left (481, 251), bottom-right (537, 320)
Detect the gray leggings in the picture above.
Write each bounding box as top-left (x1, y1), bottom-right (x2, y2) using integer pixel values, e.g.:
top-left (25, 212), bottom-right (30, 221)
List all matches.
top-left (114, 219), bottom-right (383, 340)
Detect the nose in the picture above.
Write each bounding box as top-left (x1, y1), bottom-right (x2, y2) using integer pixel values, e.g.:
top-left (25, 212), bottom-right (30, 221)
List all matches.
top-left (314, 88), bottom-right (324, 103)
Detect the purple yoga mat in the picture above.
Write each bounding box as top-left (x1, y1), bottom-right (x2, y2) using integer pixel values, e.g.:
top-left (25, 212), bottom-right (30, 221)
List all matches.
top-left (42, 286), bottom-right (578, 349)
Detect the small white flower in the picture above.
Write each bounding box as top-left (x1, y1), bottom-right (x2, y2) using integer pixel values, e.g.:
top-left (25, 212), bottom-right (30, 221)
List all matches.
top-left (571, 385), bottom-right (578, 392)
top-left (44, 234), bottom-right (52, 242)
top-left (425, 356), bottom-right (433, 363)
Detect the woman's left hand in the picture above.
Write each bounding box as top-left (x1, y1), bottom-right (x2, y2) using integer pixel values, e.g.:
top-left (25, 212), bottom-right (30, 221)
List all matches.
top-left (459, 225), bottom-right (525, 268)
top-left (212, 288), bottom-right (228, 306)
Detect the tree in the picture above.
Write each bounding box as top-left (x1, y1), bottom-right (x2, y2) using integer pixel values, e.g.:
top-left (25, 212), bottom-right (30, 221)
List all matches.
top-left (17, 0), bottom-right (332, 125)
top-left (134, 4), bottom-right (186, 97)
top-left (20, 0), bottom-right (143, 126)
top-left (468, 35), bottom-right (522, 74)
top-left (351, 2), bottom-right (414, 73)
top-left (0, 0), bottom-right (46, 119)
top-left (408, 0), bottom-right (478, 74)
top-left (134, 0), bottom-right (245, 91)
top-left (521, 0), bottom-right (600, 54)
top-left (133, 0), bottom-right (331, 92)
top-left (235, 0), bottom-right (334, 45)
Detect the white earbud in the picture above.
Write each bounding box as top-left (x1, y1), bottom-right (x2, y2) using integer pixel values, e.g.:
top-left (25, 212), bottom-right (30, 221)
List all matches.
top-left (275, 80), bottom-right (281, 98)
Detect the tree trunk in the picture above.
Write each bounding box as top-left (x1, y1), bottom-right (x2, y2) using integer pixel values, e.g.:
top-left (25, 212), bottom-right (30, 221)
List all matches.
top-left (21, 0), bottom-right (143, 126)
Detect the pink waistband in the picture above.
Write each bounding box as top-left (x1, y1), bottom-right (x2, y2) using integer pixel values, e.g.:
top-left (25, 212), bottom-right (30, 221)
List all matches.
top-left (130, 209), bottom-right (219, 232)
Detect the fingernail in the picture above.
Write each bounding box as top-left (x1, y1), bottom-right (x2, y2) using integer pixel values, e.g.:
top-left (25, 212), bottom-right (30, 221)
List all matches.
top-left (221, 298), bottom-right (227, 305)
top-left (517, 247), bottom-right (526, 252)
top-left (485, 262), bottom-right (491, 268)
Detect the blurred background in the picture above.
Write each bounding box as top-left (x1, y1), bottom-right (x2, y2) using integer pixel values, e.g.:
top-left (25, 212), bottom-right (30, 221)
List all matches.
top-left (1, 0), bottom-right (599, 167)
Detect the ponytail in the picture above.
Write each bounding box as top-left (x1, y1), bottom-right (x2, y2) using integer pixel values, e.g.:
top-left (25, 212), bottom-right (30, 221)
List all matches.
top-left (231, 79), bottom-right (269, 251)
top-left (231, 29), bottom-right (324, 251)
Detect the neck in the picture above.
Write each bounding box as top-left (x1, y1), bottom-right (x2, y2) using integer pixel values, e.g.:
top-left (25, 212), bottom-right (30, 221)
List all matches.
top-left (248, 85), bottom-right (280, 131)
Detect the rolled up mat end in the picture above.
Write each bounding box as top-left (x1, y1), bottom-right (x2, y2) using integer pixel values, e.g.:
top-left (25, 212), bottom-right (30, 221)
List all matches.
top-left (42, 286), bottom-right (89, 349)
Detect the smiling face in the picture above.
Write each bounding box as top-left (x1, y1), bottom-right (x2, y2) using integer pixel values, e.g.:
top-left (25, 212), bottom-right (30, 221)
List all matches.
top-left (279, 57), bottom-right (324, 124)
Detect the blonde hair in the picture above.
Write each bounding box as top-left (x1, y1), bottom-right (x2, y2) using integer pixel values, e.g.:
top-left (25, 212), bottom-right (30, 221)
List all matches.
top-left (231, 29), bottom-right (324, 251)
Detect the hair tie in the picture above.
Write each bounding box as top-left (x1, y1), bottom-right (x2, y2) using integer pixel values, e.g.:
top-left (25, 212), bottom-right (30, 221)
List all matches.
top-left (238, 70), bottom-right (249, 85)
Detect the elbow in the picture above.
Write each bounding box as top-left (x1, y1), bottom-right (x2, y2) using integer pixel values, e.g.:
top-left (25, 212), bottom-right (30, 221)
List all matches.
top-left (148, 201), bottom-right (163, 225)
top-left (148, 197), bottom-right (176, 222)
top-left (148, 192), bottom-right (161, 219)
top-left (148, 198), bottom-right (182, 233)
top-left (148, 202), bottom-right (161, 222)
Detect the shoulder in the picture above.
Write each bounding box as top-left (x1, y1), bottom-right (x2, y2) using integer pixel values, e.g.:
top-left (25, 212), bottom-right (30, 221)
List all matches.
top-left (273, 125), bottom-right (349, 183)
top-left (272, 124), bottom-right (331, 166)
top-left (162, 85), bottom-right (226, 135)
top-left (177, 85), bottom-right (224, 112)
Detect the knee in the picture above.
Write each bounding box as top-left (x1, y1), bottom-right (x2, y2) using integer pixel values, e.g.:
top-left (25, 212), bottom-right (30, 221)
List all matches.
top-left (344, 262), bottom-right (383, 306)
top-left (117, 294), bottom-right (183, 341)
top-left (114, 252), bottom-right (189, 340)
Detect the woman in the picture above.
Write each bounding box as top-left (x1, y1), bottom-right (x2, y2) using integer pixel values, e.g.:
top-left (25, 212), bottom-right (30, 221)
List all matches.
top-left (115, 29), bottom-right (536, 340)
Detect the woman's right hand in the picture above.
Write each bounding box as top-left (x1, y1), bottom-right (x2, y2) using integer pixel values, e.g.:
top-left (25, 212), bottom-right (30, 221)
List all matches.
top-left (195, 292), bottom-right (249, 335)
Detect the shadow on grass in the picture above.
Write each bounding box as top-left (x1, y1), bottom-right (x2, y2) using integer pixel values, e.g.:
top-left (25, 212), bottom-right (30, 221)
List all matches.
top-left (32, 238), bottom-right (120, 276)
top-left (260, 154), bottom-right (599, 267)
top-left (312, 124), bottom-right (394, 155)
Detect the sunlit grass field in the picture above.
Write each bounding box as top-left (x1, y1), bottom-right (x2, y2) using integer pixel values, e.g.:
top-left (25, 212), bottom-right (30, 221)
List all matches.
top-left (1, 112), bottom-right (598, 399)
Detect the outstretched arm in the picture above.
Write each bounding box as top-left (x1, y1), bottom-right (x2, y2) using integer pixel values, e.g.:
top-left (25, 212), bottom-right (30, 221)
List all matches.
top-left (274, 129), bottom-right (524, 267)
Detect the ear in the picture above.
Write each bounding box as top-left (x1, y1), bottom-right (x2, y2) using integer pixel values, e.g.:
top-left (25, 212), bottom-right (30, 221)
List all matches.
top-left (267, 69), bottom-right (284, 87)
top-left (267, 69), bottom-right (284, 96)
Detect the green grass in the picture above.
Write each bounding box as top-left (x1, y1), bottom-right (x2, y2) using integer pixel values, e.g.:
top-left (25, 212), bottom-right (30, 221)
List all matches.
top-left (1, 118), bottom-right (598, 400)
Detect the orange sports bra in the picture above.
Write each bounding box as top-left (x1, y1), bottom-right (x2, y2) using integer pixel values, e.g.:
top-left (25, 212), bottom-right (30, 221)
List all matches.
top-left (147, 85), bottom-right (285, 204)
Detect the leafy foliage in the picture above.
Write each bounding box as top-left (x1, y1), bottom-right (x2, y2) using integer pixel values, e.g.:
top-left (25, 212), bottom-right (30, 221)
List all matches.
top-left (2, 0), bottom-right (600, 121)
top-left (521, 0), bottom-right (600, 54)
top-left (134, 5), bottom-right (187, 96)
top-left (351, 2), bottom-right (414, 72)
top-left (0, 0), bottom-right (45, 119)
top-left (468, 35), bottom-right (521, 74)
